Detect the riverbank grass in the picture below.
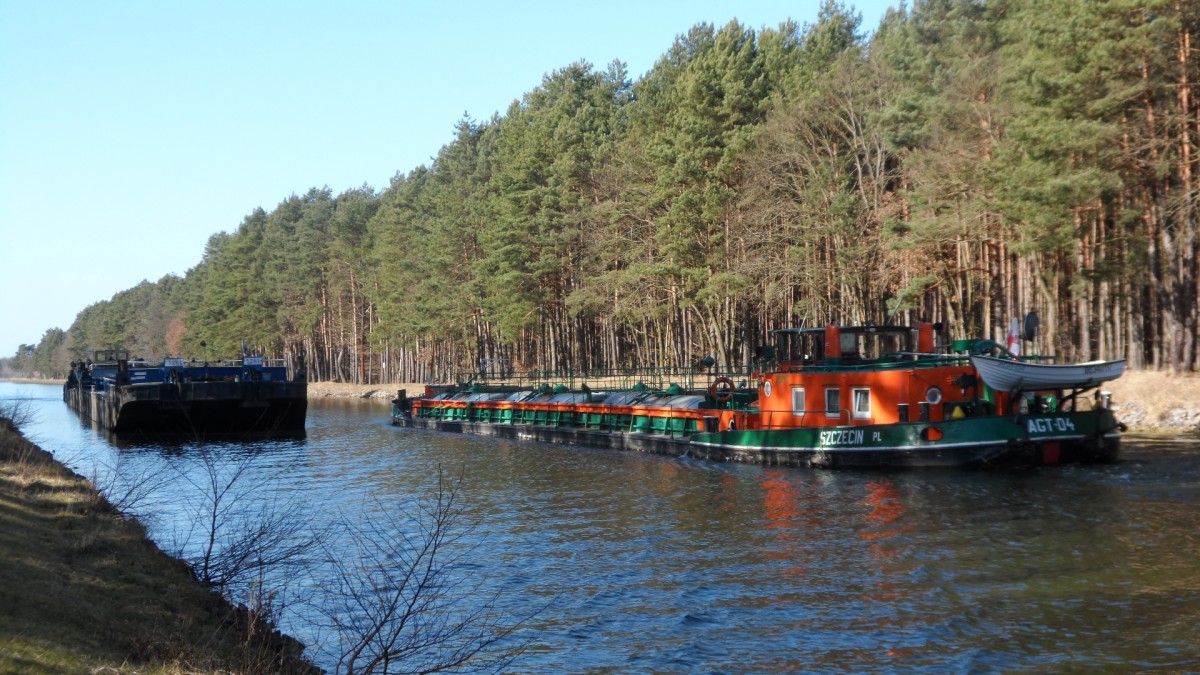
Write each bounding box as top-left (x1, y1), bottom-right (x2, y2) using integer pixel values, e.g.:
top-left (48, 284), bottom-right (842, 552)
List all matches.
top-left (0, 418), bottom-right (283, 673)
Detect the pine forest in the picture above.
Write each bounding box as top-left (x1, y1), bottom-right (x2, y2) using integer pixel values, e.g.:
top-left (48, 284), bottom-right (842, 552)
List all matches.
top-left (10, 0), bottom-right (1200, 382)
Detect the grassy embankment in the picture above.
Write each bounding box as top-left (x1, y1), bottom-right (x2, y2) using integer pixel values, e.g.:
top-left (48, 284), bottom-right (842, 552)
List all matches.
top-left (0, 414), bottom-right (313, 674)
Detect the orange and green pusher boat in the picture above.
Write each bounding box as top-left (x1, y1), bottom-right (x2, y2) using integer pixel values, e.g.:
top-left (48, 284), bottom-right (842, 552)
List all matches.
top-left (392, 323), bottom-right (1127, 469)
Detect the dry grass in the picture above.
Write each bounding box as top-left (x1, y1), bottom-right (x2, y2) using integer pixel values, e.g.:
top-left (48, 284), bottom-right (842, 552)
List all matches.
top-left (1106, 370), bottom-right (1200, 412)
top-left (1099, 370), bottom-right (1200, 433)
top-left (0, 419), bottom-right (315, 674)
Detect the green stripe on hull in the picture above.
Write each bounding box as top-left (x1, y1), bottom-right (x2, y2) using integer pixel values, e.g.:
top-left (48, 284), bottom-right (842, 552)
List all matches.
top-left (690, 410), bottom-right (1119, 455)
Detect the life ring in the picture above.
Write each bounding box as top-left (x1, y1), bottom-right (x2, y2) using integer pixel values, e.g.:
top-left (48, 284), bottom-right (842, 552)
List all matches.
top-left (709, 376), bottom-right (736, 403)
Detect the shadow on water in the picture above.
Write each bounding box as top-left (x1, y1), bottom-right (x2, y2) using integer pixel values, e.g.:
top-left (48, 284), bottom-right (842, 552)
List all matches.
top-left (99, 429), bottom-right (307, 452)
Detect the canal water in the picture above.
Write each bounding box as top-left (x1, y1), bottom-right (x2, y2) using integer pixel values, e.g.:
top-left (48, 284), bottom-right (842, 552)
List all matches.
top-left (4, 380), bottom-right (1200, 672)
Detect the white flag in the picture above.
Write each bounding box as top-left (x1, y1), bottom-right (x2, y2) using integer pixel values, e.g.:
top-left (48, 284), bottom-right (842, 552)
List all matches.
top-left (1006, 317), bottom-right (1021, 357)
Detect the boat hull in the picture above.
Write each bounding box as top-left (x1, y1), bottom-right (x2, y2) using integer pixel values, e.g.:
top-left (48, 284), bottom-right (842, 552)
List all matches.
top-left (66, 380), bottom-right (307, 436)
top-left (393, 407), bottom-right (1120, 469)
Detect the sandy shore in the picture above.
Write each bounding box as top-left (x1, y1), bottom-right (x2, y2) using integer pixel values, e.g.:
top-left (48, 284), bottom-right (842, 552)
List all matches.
top-left (306, 381), bottom-right (425, 401)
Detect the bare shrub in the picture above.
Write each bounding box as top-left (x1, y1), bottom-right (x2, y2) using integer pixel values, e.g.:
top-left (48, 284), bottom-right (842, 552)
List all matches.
top-left (169, 446), bottom-right (323, 591)
top-left (0, 397), bottom-right (45, 485)
top-left (317, 468), bottom-right (533, 674)
top-left (0, 395), bottom-right (36, 430)
top-left (162, 446), bottom-right (327, 671)
top-left (88, 454), bottom-right (174, 524)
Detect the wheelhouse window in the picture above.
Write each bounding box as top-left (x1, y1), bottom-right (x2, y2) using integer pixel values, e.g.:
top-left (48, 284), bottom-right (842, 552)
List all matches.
top-left (852, 388), bottom-right (871, 420)
top-left (791, 387), bottom-right (805, 416)
top-left (824, 387), bottom-right (841, 417)
top-left (840, 333), bottom-right (860, 359)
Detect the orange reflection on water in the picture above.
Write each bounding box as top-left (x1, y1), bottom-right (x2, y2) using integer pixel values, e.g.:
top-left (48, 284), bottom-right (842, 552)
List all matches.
top-left (858, 479), bottom-right (917, 604)
top-left (758, 470), bottom-right (820, 579)
top-left (761, 471), bottom-right (801, 531)
top-left (655, 459), bottom-right (679, 486)
top-left (860, 479), bottom-right (908, 539)
top-left (719, 473), bottom-right (739, 511)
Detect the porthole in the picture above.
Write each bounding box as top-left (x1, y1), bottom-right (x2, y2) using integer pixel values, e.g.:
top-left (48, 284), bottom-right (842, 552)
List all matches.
top-left (925, 386), bottom-right (943, 405)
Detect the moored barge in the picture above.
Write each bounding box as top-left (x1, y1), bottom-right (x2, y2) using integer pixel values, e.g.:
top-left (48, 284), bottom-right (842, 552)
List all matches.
top-left (392, 323), bottom-right (1126, 469)
top-left (64, 349), bottom-right (307, 436)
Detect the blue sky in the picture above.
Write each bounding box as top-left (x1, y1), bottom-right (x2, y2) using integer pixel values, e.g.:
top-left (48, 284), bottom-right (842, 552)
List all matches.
top-left (0, 1), bottom-right (897, 358)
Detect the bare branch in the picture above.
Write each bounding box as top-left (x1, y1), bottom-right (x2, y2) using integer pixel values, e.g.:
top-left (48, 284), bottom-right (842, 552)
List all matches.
top-left (0, 395), bottom-right (37, 431)
top-left (317, 467), bottom-right (539, 674)
top-left (171, 446), bottom-right (325, 590)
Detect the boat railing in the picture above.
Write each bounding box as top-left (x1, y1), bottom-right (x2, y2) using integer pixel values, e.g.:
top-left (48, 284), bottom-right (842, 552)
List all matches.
top-left (82, 356), bottom-right (288, 369)
top-left (457, 365), bottom-right (754, 393)
top-left (168, 357), bottom-right (290, 369)
top-left (774, 353), bottom-right (973, 372)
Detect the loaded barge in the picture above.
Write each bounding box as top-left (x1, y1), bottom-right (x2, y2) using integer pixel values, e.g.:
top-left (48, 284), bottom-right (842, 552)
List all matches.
top-left (392, 323), bottom-right (1127, 469)
top-left (64, 349), bottom-right (307, 436)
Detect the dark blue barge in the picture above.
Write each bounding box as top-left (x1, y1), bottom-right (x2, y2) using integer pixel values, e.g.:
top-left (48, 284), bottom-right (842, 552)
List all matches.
top-left (64, 349), bottom-right (307, 436)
